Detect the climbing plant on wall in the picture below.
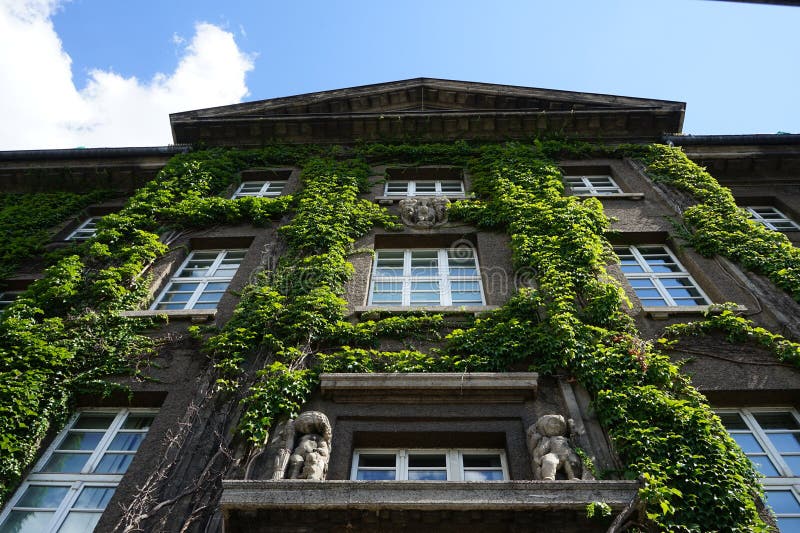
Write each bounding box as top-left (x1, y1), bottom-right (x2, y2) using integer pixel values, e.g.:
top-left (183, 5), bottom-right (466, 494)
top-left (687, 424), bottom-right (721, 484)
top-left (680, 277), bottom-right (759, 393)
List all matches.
top-left (1, 141), bottom-right (790, 531)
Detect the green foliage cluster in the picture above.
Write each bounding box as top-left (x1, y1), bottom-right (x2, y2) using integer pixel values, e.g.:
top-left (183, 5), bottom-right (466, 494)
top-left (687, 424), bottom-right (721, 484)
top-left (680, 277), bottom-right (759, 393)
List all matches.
top-left (629, 144), bottom-right (800, 300)
top-left (664, 304), bottom-right (800, 365)
top-left (0, 191), bottom-right (110, 280)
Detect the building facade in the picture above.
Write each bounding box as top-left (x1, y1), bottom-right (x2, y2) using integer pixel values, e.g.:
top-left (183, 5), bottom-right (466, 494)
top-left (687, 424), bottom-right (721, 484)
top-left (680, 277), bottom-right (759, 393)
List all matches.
top-left (0, 78), bottom-right (799, 532)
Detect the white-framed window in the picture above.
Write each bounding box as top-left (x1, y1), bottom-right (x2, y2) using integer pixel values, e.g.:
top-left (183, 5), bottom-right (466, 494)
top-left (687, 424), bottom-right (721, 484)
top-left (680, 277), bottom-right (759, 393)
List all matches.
top-left (232, 181), bottom-right (287, 198)
top-left (746, 206), bottom-right (800, 232)
top-left (351, 449), bottom-right (507, 481)
top-left (718, 408), bottom-right (800, 531)
top-left (0, 409), bottom-right (156, 533)
top-left (564, 175), bottom-right (622, 195)
top-left (66, 217), bottom-right (102, 241)
top-left (384, 180), bottom-right (464, 197)
top-left (151, 249), bottom-right (246, 311)
top-left (369, 248), bottom-right (484, 307)
top-left (614, 245), bottom-right (710, 307)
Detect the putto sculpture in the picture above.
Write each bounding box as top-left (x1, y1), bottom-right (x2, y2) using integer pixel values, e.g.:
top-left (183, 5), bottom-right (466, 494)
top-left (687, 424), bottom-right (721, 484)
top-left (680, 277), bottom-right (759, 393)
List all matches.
top-left (526, 414), bottom-right (587, 481)
top-left (270, 411), bottom-right (332, 481)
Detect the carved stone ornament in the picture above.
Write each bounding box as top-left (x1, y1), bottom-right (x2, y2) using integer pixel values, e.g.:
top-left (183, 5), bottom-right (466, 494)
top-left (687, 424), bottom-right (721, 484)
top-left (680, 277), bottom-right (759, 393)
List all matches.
top-left (278, 411), bottom-right (332, 481)
top-left (526, 414), bottom-right (591, 481)
top-left (398, 197), bottom-right (449, 228)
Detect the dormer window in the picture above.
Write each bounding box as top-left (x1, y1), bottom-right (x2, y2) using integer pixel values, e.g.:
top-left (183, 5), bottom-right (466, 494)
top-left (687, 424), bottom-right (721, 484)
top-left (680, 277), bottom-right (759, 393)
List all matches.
top-left (384, 180), bottom-right (464, 197)
top-left (66, 217), bottom-right (102, 241)
top-left (565, 175), bottom-right (622, 195)
top-left (746, 206), bottom-right (800, 232)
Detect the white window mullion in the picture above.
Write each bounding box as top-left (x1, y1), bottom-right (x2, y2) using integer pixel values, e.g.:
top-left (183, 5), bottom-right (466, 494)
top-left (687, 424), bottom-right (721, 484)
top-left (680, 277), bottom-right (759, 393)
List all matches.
top-left (48, 482), bottom-right (83, 532)
top-left (402, 250), bottom-right (411, 306)
top-left (438, 249), bottom-right (450, 306)
top-left (448, 450), bottom-right (459, 481)
top-left (83, 411), bottom-right (127, 474)
top-left (399, 450), bottom-right (408, 480)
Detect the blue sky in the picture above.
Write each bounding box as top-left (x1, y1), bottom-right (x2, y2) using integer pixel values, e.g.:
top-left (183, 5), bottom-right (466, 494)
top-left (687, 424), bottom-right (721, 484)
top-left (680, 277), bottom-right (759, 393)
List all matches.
top-left (1, 0), bottom-right (798, 149)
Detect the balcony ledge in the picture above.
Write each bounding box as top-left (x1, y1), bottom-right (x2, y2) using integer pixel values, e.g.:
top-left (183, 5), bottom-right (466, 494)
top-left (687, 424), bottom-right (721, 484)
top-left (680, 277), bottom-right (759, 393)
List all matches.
top-left (221, 479), bottom-right (640, 511)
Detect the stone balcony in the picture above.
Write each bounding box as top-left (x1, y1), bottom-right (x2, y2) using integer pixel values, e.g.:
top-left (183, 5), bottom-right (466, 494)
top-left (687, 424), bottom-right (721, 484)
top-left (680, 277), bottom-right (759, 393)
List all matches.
top-left (221, 479), bottom-right (640, 532)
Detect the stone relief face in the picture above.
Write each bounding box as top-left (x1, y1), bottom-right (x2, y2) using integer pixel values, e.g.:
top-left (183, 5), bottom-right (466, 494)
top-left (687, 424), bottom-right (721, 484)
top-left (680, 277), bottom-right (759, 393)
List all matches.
top-left (399, 197), bottom-right (450, 228)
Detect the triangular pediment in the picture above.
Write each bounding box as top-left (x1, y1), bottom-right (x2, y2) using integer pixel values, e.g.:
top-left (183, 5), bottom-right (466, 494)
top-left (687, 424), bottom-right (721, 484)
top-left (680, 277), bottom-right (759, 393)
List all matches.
top-left (170, 78), bottom-right (685, 146)
top-left (171, 78), bottom-right (683, 120)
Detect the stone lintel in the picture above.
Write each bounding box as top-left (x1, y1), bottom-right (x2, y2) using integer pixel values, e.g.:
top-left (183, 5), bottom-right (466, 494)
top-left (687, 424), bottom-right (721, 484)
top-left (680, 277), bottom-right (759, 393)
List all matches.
top-left (320, 372), bottom-right (537, 403)
top-left (221, 479), bottom-right (639, 511)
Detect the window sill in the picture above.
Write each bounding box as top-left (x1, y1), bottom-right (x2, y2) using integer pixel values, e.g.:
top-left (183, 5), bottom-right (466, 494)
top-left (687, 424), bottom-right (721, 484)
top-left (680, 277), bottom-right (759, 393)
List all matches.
top-left (574, 192), bottom-right (644, 200)
top-left (375, 195), bottom-right (468, 205)
top-left (354, 305), bottom-right (497, 316)
top-left (119, 309), bottom-right (217, 322)
top-left (642, 305), bottom-right (746, 320)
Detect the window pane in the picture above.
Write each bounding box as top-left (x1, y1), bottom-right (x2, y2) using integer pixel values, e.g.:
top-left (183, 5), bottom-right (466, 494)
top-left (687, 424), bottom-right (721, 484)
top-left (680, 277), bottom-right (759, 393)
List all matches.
top-left (783, 456), bottom-right (800, 476)
top-left (719, 412), bottom-right (748, 430)
top-left (765, 490), bottom-right (800, 514)
top-left (356, 470), bottom-right (396, 480)
top-left (410, 251), bottom-right (438, 276)
top-left (767, 433), bottom-right (800, 453)
top-left (107, 433), bottom-right (144, 452)
top-left (73, 415), bottom-right (114, 430)
top-left (410, 281), bottom-right (439, 292)
top-left (777, 517), bottom-right (800, 532)
top-left (41, 453), bottom-right (90, 473)
top-left (463, 455), bottom-right (502, 468)
top-left (59, 432), bottom-right (103, 451)
top-left (94, 453), bottom-right (133, 474)
top-left (440, 181), bottom-right (464, 193)
top-left (122, 415), bottom-right (153, 431)
top-left (415, 181), bottom-right (437, 193)
top-left (358, 454), bottom-right (396, 468)
top-left (385, 182), bottom-right (408, 194)
top-left (2, 511), bottom-right (54, 533)
top-left (755, 412), bottom-right (800, 430)
top-left (748, 455), bottom-right (781, 477)
top-left (16, 485), bottom-right (70, 508)
top-left (371, 292), bottom-right (402, 304)
top-left (57, 512), bottom-right (102, 533)
top-left (195, 292), bottom-right (225, 304)
top-left (730, 433), bottom-right (764, 454)
top-left (463, 470), bottom-right (504, 481)
top-left (408, 470), bottom-right (447, 480)
top-left (408, 454), bottom-right (446, 468)
top-left (73, 487), bottom-right (115, 510)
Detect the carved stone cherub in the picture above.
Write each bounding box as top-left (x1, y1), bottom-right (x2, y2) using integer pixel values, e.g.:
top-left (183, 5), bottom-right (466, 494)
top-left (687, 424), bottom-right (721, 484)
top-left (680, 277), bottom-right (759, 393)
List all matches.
top-left (284, 411), bottom-right (332, 481)
top-left (526, 414), bottom-right (582, 481)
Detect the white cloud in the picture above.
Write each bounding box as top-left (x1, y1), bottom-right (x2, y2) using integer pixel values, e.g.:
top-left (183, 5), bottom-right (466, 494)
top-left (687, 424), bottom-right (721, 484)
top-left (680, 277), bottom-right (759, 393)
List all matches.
top-left (0, 0), bottom-right (255, 149)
